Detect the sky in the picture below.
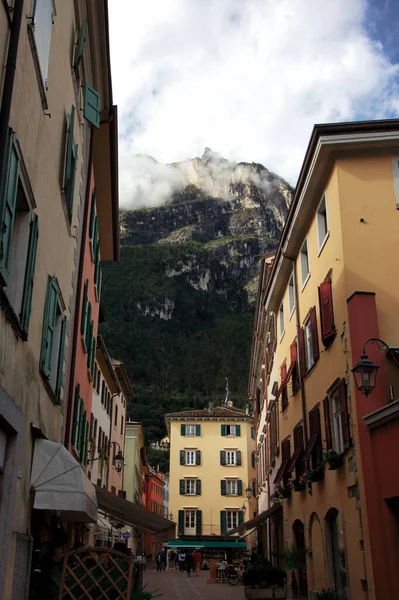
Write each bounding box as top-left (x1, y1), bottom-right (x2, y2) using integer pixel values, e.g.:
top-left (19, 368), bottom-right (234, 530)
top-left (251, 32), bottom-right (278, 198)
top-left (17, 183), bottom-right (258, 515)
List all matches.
top-left (108, 0), bottom-right (399, 208)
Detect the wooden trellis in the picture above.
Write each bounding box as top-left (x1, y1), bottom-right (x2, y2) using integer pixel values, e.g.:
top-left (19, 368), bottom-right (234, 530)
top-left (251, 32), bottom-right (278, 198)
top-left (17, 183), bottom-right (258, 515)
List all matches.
top-left (59, 547), bottom-right (133, 600)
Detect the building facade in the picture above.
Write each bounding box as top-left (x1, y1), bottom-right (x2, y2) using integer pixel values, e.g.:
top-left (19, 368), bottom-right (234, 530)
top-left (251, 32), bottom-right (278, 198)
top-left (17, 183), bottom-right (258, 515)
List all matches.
top-left (144, 466), bottom-right (165, 557)
top-left (250, 119), bottom-right (399, 600)
top-left (124, 421), bottom-right (146, 553)
top-left (167, 405), bottom-right (256, 545)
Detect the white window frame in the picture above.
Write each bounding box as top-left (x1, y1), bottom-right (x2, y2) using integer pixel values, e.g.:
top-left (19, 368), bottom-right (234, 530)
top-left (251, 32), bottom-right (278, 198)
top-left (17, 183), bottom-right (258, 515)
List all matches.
top-left (226, 479), bottom-right (238, 495)
top-left (184, 509), bottom-right (196, 534)
top-left (185, 479), bottom-right (196, 495)
top-left (316, 195), bottom-right (329, 253)
top-left (226, 451), bottom-right (236, 466)
top-left (300, 238), bottom-right (310, 289)
top-left (226, 510), bottom-right (239, 531)
top-left (331, 390), bottom-right (344, 453)
top-left (185, 450), bottom-right (195, 465)
top-left (186, 425), bottom-right (196, 436)
top-left (305, 318), bottom-right (314, 371)
top-left (279, 302), bottom-right (285, 339)
top-left (288, 273), bottom-right (295, 317)
top-left (226, 425), bottom-right (236, 437)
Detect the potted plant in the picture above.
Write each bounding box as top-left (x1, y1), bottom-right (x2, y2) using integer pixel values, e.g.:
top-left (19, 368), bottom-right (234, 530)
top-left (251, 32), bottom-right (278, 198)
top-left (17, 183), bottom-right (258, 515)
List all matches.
top-left (292, 475), bottom-right (306, 492)
top-left (243, 559), bottom-right (287, 599)
top-left (313, 587), bottom-right (343, 600)
top-left (306, 462), bottom-right (325, 483)
top-left (283, 545), bottom-right (308, 598)
top-left (324, 450), bottom-right (344, 471)
top-left (274, 484), bottom-right (291, 500)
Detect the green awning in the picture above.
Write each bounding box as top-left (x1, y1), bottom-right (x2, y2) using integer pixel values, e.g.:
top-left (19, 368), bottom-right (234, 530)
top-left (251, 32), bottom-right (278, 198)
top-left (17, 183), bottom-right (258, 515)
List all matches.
top-left (167, 540), bottom-right (204, 548)
top-left (204, 541), bottom-right (246, 549)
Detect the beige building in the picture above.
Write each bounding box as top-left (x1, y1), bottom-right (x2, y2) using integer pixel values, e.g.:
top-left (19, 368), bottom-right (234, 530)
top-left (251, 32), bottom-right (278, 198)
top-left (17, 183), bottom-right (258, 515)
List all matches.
top-left (166, 405), bottom-right (256, 548)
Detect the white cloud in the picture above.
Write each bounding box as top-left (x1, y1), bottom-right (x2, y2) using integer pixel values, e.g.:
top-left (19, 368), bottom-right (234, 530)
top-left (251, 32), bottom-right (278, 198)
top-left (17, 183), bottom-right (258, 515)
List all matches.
top-left (108, 0), bottom-right (399, 208)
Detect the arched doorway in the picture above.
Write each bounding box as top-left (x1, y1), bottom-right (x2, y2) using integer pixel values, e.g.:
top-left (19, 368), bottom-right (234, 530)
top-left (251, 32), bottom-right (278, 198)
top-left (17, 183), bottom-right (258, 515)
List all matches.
top-left (325, 508), bottom-right (348, 599)
top-left (308, 512), bottom-right (327, 591)
top-left (292, 520), bottom-right (308, 597)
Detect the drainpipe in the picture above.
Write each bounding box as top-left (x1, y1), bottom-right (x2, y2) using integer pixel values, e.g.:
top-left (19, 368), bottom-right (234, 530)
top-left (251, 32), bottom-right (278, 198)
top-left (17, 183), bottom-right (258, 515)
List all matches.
top-left (0, 0), bottom-right (24, 189)
top-left (64, 128), bottom-right (95, 448)
top-left (284, 256), bottom-right (308, 442)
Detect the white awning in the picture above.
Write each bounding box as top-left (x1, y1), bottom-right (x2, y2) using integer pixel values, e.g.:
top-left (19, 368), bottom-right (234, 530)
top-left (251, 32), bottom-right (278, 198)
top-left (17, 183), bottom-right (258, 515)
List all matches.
top-left (30, 439), bottom-right (97, 523)
top-left (239, 527), bottom-right (257, 539)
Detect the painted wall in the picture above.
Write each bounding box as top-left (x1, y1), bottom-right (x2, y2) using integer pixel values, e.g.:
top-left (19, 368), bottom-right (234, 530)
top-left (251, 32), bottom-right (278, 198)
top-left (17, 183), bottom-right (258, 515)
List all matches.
top-left (88, 357), bottom-right (111, 487)
top-left (108, 390), bottom-right (126, 495)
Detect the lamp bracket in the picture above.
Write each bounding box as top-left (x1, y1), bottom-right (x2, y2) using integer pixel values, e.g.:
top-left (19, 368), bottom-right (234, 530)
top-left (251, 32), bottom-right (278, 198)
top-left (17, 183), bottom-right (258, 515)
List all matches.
top-left (362, 338), bottom-right (399, 369)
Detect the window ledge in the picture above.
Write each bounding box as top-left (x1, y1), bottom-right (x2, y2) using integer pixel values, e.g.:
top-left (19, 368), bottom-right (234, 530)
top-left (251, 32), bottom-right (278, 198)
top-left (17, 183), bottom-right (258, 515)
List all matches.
top-left (301, 272), bottom-right (311, 292)
top-left (0, 286), bottom-right (26, 341)
top-left (27, 24), bottom-right (49, 111)
top-left (317, 232), bottom-right (330, 257)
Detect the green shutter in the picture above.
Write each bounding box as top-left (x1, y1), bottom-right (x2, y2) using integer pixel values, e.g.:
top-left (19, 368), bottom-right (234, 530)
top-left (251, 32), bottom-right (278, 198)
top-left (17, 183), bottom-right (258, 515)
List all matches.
top-left (20, 213), bottom-right (39, 336)
top-left (95, 261), bottom-right (102, 301)
top-left (196, 424), bottom-right (201, 436)
top-left (82, 417), bottom-right (89, 466)
top-left (238, 511), bottom-right (244, 526)
top-left (73, 18), bottom-right (88, 69)
top-left (89, 188), bottom-right (96, 239)
top-left (65, 106), bottom-right (75, 182)
top-left (72, 384), bottom-right (81, 446)
top-left (55, 316), bottom-right (66, 403)
top-left (79, 408), bottom-right (86, 459)
top-left (195, 450), bottom-right (201, 465)
top-left (67, 143), bottom-right (78, 218)
top-left (89, 333), bottom-right (96, 379)
top-left (40, 277), bottom-right (58, 377)
top-left (196, 510), bottom-right (202, 535)
top-left (181, 424), bottom-right (186, 436)
top-left (180, 479), bottom-right (185, 495)
top-left (237, 480), bottom-right (242, 496)
top-left (196, 479), bottom-right (201, 495)
top-left (236, 451), bottom-right (242, 466)
top-left (0, 131), bottom-right (19, 285)
top-left (236, 425), bottom-right (241, 437)
top-left (220, 511), bottom-right (227, 536)
top-left (221, 480), bottom-right (226, 495)
top-left (178, 510), bottom-right (184, 536)
top-left (220, 450), bottom-right (226, 466)
top-left (84, 84), bottom-right (101, 128)
top-left (92, 215), bottom-right (98, 261)
top-left (84, 302), bottom-right (92, 351)
top-left (180, 450), bottom-right (185, 465)
top-left (221, 424), bottom-right (226, 436)
top-left (87, 320), bottom-right (93, 369)
top-left (81, 279), bottom-right (88, 335)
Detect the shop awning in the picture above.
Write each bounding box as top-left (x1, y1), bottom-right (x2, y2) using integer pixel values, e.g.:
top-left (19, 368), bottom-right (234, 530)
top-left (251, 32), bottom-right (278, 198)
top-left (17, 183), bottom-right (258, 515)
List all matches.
top-left (228, 504), bottom-right (281, 536)
top-left (239, 527), bottom-right (257, 540)
top-left (30, 439), bottom-right (97, 523)
top-left (167, 540), bottom-right (205, 549)
top-left (204, 541), bottom-right (246, 549)
top-left (95, 485), bottom-right (175, 539)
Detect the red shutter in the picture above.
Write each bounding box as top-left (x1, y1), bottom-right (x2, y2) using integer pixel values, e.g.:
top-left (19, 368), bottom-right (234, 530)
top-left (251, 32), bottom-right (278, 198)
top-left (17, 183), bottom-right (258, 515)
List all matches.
top-left (339, 378), bottom-right (351, 450)
top-left (298, 327), bottom-right (306, 376)
top-left (318, 277), bottom-right (335, 344)
top-left (290, 341), bottom-right (297, 363)
top-left (281, 363), bottom-right (287, 383)
top-left (310, 306), bottom-right (320, 362)
top-left (309, 404), bottom-right (321, 439)
top-left (323, 396), bottom-right (332, 450)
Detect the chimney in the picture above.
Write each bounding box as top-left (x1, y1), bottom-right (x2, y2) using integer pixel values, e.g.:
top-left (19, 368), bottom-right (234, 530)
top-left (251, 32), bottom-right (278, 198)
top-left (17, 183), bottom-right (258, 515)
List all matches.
top-left (227, 399), bottom-right (233, 407)
top-left (208, 401), bottom-right (214, 414)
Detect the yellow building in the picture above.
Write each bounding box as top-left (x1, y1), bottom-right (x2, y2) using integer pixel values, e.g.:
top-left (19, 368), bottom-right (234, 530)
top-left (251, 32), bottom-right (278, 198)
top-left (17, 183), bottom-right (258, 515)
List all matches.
top-left (166, 405), bottom-right (256, 551)
top-left (248, 119), bottom-right (399, 600)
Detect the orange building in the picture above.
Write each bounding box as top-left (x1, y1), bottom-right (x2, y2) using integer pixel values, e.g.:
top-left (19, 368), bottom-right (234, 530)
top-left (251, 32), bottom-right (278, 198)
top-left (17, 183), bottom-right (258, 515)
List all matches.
top-left (144, 466), bottom-right (165, 557)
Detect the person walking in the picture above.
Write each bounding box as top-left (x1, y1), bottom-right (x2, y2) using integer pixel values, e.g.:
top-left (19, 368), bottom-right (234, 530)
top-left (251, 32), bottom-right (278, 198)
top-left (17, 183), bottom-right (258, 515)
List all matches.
top-left (178, 551), bottom-right (186, 572)
top-left (192, 549), bottom-right (202, 576)
top-left (155, 552), bottom-right (162, 572)
top-left (185, 552), bottom-right (194, 577)
top-left (160, 549), bottom-right (167, 572)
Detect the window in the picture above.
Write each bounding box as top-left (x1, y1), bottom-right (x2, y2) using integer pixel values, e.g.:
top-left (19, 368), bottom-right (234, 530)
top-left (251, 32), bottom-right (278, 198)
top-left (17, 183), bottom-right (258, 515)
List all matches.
top-left (331, 389), bottom-right (344, 454)
top-left (226, 451), bottom-right (236, 465)
top-left (186, 425), bottom-right (195, 436)
top-left (324, 379), bottom-right (350, 453)
top-left (279, 302), bottom-right (285, 338)
top-left (300, 238), bottom-right (310, 287)
top-left (226, 425), bottom-right (236, 436)
top-left (305, 320), bottom-right (314, 369)
top-left (317, 195), bottom-right (329, 250)
top-left (227, 510), bottom-right (239, 531)
top-left (63, 106), bottom-right (78, 220)
top-left (120, 415), bottom-right (124, 436)
top-left (302, 307), bottom-right (319, 372)
top-left (318, 276), bottom-right (335, 346)
top-left (221, 424), bottom-right (240, 436)
top-left (227, 479), bottom-right (238, 495)
top-left (186, 450), bottom-right (195, 465)
top-left (181, 424), bottom-right (200, 436)
top-left (185, 479), bottom-right (196, 495)
top-left (40, 276), bottom-right (67, 401)
top-left (184, 510), bottom-right (196, 533)
top-left (288, 274), bottom-right (295, 315)
top-left (71, 384), bottom-right (89, 465)
top-left (29, 0), bottom-right (54, 86)
top-left (114, 404), bottom-right (118, 427)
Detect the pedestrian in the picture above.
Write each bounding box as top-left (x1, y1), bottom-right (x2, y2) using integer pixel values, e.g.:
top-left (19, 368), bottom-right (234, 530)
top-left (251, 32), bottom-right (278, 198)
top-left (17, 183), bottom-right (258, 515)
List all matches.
top-left (178, 551), bottom-right (186, 572)
top-left (171, 550), bottom-right (177, 569)
top-left (192, 549), bottom-right (202, 576)
top-left (160, 548), bottom-right (167, 572)
top-left (141, 551), bottom-right (147, 572)
top-left (155, 552), bottom-right (162, 572)
top-left (185, 551), bottom-right (194, 577)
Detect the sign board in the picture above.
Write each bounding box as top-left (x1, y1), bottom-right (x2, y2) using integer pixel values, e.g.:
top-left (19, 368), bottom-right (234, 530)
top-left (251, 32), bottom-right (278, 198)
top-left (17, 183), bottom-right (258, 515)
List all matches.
top-left (122, 532), bottom-right (131, 540)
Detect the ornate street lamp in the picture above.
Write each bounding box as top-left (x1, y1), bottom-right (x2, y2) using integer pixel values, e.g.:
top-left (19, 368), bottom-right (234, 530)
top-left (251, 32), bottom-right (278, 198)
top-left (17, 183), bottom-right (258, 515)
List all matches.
top-left (352, 338), bottom-right (399, 397)
top-left (241, 503), bottom-right (247, 515)
top-left (245, 485), bottom-right (253, 500)
top-left (92, 441), bottom-right (124, 473)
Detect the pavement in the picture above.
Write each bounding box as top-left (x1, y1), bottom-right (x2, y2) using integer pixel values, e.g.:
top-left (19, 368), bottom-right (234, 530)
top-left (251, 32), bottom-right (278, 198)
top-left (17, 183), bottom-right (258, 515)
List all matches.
top-left (142, 566), bottom-right (246, 600)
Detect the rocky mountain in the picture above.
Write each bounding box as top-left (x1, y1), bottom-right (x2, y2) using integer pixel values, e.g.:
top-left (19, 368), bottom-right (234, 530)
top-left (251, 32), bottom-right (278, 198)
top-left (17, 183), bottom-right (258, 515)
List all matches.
top-left (100, 149), bottom-right (292, 445)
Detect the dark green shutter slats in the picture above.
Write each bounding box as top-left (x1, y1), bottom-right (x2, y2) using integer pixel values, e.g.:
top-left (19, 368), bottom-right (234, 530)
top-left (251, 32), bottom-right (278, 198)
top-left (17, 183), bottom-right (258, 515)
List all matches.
top-left (40, 277), bottom-right (58, 376)
top-left (181, 424), bottom-right (185, 436)
top-left (196, 510), bottom-right (202, 535)
top-left (195, 450), bottom-right (201, 465)
top-left (221, 480), bottom-right (226, 495)
top-left (236, 425), bottom-right (241, 436)
top-left (72, 384), bottom-right (81, 446)
top-left (68, 143), bottom-right (78, 218)
top-left (237, 480), bottom-right (243, 496)
top-left (79, 408), bottom-right (86, 460)
top-left (196, 424), bottom-right (201, 436)
top-left (73, 18), bottom-right (88, 69)
top-left (20, 213), bottom-right (39, 335)
top-left (89, 332), bottom-right (96, 379)
top-left (85, 301), bottom-right (92, 351)
top-left (87, 320), bottom-right (93, 368)
top-left (238, 511), bottom-right (244, 526)
top-left (220, 511), bottom-right (227, 536)
top-left (84, 84), bottom-right (101, 128)
top-left (55, 316), bottom-right (66, 403)
top-left (180, 450), bottom-right (185, 465)
top-left (236, 450), bottom-right (242, 466)
top-left (0, 131), bottom-right (19, 284)
top-left (196, 479), bottom-right (201, 495)
top-left (66, 106), bottom-right (75, 181)
top-left (178, 510), bottom-right (184, 536)
top-left (82, 416), bottom-right (89, 465)
top-left (81, 279), bottom-right (88, 335)
top-left (220, 450), bottom-right (226, 465)
top-left (179, 479), bottom-right (185, 495)
top-left (89, 188), bottom-right (96, 239)
top-left (221, 424), bottom-right (226, 436)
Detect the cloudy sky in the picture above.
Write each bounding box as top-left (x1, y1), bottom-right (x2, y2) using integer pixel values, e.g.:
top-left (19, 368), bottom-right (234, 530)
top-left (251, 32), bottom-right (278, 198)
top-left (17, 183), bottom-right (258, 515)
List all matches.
top-left (108, 0), bottom-right (399, 208)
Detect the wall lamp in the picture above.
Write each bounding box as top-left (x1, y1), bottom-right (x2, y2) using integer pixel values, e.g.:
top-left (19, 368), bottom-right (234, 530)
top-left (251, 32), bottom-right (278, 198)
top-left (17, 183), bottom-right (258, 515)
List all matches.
top-left (242, 478), bottom-right (257, 514)
top-left (351, 337), bottom-right (399, 397)
top-left (93, 441), bottom-right (124, 473)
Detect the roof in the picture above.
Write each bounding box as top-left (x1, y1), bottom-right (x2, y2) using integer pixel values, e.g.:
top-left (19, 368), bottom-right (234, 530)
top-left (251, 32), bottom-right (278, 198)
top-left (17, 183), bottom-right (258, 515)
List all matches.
top-left (112, 359), bottom-right (134, 399)
top-left (165, 406), bottom-right (252, 419)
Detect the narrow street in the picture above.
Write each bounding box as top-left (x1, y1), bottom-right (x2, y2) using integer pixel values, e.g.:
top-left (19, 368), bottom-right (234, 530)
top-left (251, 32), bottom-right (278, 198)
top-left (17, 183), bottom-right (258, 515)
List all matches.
top-left (143, 566), bottom-right (245, 600)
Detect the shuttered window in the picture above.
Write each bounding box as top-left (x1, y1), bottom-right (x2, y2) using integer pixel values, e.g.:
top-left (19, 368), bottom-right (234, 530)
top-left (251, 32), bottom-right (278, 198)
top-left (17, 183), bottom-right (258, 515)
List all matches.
top-left (20, 214), bottom-right (39, 336)
top-left (64, 106), bottom-right (78, 220)
top-left (84, 84), bottom-right (101, 128)
top-left (325, 379), bottom-right (351, 453)
top-left (309, 404), bottom-right (323, 466)
top-left (281, 363), bottom-right (288, 410)
top-left (293, 423), bottom-right (304, 478)
top-left (290, 340), bottom-right (300, 393)
top-left (73, 18), bottom-right (88, 69)
top-left (303, 306), bottom-right (319, 373)
top-left (0, 131), bottom-right (19, 284)
top-left (196, 509), bottom-right (202, 535)
top-left (318, 276), bottom-right (335, 347)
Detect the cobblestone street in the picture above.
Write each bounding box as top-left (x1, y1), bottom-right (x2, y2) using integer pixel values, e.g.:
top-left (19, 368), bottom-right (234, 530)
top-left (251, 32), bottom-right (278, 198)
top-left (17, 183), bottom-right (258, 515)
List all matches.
top-left (143, 567), bottom-right (246, 600)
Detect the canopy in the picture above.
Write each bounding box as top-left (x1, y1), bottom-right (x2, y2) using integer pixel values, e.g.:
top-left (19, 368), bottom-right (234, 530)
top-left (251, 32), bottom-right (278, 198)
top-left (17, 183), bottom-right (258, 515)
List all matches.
top-left (239, 527), bottom-right (257, 540)
top-left (228, 504), bottom-right (281, 536)
top-left (166, 540), bottom-right (246, 549)
top-left (204, 541), bottom-right (246, 549)
top-left (167, 540), bottom-right (204, 549)
top-left (30, 439), bottom-right (97, 522)
top-left (95, 485), bottom-right (175, 539)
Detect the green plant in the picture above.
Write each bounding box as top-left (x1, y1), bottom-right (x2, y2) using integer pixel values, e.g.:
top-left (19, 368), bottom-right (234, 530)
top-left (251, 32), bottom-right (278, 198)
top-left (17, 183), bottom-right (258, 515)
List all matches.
top-left (306, 462), bottom-right (325, 483)
top-left (243, 560), bottom-right (286, 588)
top-left (283, 545), bottom-right (307, 570)
top-left (324, 450), bottom-right (344, 470)
top-left (313, 587), bottom-right (343, 600)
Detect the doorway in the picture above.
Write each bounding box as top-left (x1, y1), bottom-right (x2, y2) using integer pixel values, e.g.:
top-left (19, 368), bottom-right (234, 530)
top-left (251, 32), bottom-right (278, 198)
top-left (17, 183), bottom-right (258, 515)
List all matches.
top-left (292, 520), bottom-right (308, 597)
top-left (325, 508), bottom-right (348, 599)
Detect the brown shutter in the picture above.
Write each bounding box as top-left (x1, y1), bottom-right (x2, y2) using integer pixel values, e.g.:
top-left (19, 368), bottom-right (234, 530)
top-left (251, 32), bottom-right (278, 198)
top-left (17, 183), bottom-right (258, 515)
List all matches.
top-left (281, 363), bottom-right (287, 383)
top-left (273, 460), bottom-right (289, 485)
top-left (339, 378), bottom-right (351, 450)
top-left (290, 341), bottom-right (297, 364)
top-left (294, 423), bottom-right (304, 451)
top-left (281, 363), bottom-right (288, 410)
top-left (281, 437), bottom-right (291, 461)
top-left (310, 306), bottom-right (320, 362)
top-left (270, 406), bottom-right (276, 459)
top-left (298, 327), bottom-right (306, 376)
top-left (318, 277), bottom-right (335, 344)
top-left (323, 396), bottom-right (332, 450)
